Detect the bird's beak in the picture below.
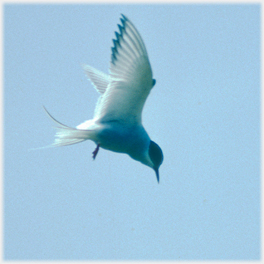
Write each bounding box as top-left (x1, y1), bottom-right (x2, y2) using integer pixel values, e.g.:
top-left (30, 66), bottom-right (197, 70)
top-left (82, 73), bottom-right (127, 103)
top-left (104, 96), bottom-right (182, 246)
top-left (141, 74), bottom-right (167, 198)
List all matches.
top-left (154, 168), bottom-right (160, 183)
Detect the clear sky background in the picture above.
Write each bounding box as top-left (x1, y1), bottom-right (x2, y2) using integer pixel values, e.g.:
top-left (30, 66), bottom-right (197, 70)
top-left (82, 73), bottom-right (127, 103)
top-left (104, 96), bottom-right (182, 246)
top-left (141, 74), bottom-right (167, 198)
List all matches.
top-left (4, 4), bottom-right (260, 260)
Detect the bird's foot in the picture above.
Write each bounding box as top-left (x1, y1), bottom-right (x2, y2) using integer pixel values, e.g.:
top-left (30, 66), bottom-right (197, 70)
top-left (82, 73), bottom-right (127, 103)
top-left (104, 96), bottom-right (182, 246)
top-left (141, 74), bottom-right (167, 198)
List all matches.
top-left (92, 144), bottom-right (100, 160)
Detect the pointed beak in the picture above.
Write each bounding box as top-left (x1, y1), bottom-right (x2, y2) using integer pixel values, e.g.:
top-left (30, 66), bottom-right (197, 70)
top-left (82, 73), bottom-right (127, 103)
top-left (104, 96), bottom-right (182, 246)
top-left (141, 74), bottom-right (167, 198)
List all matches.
top-left (154, 168), bottom-right (160, 183)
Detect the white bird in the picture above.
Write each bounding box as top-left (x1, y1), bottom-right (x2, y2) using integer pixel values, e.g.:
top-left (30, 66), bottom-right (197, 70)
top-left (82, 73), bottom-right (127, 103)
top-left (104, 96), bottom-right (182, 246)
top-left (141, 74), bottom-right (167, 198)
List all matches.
top-left (45, 14), bottom-right (163, 182)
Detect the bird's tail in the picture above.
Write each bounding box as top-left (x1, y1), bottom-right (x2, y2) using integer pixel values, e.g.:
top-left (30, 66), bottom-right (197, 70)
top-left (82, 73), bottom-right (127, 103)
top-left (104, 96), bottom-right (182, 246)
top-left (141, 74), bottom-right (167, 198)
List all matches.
top-left (43, 106), bottom-right (92, 147)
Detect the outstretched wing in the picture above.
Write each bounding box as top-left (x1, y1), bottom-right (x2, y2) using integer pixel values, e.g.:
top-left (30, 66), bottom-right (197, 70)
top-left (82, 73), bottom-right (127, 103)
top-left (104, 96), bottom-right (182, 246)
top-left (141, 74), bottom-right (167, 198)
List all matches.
top-left (94, 14), bottom-right (156, 124)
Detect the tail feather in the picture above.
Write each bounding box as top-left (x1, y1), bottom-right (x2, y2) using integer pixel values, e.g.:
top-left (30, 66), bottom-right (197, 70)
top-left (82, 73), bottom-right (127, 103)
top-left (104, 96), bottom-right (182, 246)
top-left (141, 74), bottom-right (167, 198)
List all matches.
top-left (52, 127), bottom-right (89, 147)
top-left (43, 106), bottom-right (92, 147)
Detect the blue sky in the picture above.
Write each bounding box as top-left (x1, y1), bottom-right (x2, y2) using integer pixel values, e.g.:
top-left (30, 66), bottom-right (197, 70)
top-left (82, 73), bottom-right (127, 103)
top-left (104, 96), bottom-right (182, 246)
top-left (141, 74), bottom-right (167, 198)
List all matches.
top-left (4, 4), bottom-right (260, 260)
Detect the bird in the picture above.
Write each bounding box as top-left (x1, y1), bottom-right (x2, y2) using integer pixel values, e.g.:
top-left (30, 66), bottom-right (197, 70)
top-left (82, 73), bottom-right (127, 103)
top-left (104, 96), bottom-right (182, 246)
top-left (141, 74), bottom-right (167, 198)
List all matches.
top-left (44, 14), bottom-right (163, 182)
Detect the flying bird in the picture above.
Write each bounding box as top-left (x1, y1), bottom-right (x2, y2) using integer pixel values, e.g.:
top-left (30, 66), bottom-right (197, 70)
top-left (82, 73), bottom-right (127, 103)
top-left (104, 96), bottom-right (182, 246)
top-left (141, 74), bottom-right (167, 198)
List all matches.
top-left (45, 14), bottom-right (163, 182)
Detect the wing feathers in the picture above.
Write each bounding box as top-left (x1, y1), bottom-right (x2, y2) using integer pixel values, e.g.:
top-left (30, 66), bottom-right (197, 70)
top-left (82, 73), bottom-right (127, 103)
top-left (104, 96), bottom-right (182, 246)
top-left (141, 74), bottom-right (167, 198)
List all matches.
top-left (83, 64), bottom-right (110, 94)
top-left (121, 15), bottom-right (147, 55)
top-left (93, 15), bottom-right (154, 123)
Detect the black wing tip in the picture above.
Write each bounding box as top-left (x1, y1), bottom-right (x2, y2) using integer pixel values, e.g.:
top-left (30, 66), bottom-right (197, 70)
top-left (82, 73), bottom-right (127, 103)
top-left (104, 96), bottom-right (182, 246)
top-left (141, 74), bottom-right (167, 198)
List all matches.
top-left (121, 14), bottom-right (128, 21)
top-left (111, 38), bottom-right (120, 65)
top-left (111, 46), bottom-right (117, 64)
top-left (120, 14), bottom-right (129, 28)
top-left (111, 15), bottom-right (128, 65)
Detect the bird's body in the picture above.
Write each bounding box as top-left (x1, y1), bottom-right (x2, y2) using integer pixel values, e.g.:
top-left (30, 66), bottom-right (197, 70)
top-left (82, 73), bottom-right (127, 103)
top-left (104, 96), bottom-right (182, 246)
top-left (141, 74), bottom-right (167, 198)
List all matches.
top-left (45, 14), bottom-right (163, 182)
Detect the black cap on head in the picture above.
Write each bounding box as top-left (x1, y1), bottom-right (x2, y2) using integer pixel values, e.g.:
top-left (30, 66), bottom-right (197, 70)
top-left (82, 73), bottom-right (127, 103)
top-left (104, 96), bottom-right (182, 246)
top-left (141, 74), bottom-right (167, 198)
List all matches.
top-left (149, 141), bottom-right (163, 183)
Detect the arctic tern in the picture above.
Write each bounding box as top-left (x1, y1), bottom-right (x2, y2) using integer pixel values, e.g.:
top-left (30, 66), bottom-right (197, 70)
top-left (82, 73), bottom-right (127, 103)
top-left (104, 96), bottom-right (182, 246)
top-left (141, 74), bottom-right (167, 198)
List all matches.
top-left (45, 14), bottom-right (163, 182)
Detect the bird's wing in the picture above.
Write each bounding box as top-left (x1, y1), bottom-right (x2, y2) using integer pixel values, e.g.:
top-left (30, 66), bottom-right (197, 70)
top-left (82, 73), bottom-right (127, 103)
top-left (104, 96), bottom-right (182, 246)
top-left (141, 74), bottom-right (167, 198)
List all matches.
top-left (94, 14), bottom-right (156, 124)
top-left (82, 64), bottom-right (110, 94)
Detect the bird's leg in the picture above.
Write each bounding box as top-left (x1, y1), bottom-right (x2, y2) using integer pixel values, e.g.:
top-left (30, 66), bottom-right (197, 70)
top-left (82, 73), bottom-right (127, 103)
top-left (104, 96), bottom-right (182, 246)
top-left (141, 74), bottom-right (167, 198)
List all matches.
top-left (92, 144), bottom-right (100, 160)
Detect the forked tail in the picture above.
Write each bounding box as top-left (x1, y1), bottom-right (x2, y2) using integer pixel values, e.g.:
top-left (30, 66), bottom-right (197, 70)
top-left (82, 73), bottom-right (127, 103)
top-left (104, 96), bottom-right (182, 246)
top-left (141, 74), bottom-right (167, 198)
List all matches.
top-left (43, 106), bottom-right (92, 147)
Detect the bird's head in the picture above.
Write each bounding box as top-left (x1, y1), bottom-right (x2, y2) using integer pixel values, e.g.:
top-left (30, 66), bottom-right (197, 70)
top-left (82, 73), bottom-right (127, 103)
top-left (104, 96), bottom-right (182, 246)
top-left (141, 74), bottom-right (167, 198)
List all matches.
top-left (148, 140), bottom-right (163, 183)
